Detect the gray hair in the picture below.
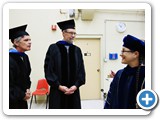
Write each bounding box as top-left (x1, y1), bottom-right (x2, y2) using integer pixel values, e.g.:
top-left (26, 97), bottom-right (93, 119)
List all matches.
top-left (12, 36), bottom-right (22, 48)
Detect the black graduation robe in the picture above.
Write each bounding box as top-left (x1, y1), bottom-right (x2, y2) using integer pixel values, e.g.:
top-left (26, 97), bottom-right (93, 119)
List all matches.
top-left (9, 52), bottom-right (31, 109)
top-left (44, 42), bottom-right (86, 109)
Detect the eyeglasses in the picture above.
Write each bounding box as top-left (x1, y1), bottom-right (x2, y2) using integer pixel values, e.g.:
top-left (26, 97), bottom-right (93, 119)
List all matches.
top-left (121, 50), bottom-right (134, 54)
top-left (65, 31), bottom-right (77, 35)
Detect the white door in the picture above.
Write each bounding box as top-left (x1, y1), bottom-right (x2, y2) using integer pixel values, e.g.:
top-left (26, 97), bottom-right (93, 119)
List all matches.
top-left (74, 38), bottom-right (101, 100)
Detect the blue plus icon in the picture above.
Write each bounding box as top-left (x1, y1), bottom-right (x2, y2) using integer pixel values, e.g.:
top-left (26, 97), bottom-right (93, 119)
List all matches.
top-left (142, 93), bottom-right (153, 105)
top-left (137, 89), bottom-right (158, 110)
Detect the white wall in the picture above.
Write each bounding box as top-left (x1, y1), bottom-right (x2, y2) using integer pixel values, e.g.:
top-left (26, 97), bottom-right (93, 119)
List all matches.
top-left (9, 9), bottom-right (145, 99)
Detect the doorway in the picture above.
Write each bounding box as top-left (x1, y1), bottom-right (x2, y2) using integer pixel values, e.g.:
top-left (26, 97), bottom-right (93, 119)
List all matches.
top-left (74, 38), bottom-right (101, 100)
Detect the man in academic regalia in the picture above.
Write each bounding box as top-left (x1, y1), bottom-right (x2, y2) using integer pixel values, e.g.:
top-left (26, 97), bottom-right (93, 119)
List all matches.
top-left (104, 35), bottom-right (145, 109)
top-left (9, 24), bottom-right (32, 109)
top-left (44, 19), bottom-right (86, 109)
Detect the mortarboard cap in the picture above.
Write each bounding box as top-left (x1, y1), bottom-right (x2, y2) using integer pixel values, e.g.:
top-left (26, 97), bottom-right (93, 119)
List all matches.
top-left (123, 34), bottom-right (145, 57)
top-left (9, 24), bottom-right (29, 43)
top-left (57, 19), bottom-right (75, 31)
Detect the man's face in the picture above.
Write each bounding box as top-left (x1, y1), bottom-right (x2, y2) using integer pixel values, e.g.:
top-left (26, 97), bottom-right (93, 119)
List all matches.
top-left (63, 28), bottom-right (76, 43)
top-left (14, 35), bottom-right (31, 52)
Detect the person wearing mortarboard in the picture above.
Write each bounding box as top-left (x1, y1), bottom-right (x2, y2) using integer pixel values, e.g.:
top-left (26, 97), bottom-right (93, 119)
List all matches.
top-left (9, 24), bottom-right (32, 109)
top-left (44, 19), bottom-right (86, 109)
top-left (104, 34), bottom-right (145, 109)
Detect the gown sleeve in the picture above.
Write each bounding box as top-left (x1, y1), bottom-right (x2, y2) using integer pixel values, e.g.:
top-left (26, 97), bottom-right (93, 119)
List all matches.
top-left (44, 44), bottom-right (60, 89)
top-left (75, 47), bottom-right (86, 88)
top-left (104, 70), bottom-right (123, 109)
top-left (23, 54), bottom-right (31, 89)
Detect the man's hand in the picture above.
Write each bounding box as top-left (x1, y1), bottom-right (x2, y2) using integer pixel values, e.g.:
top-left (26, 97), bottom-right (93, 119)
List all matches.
top-left (24, 89), bottom-right (31, 101)
top-left (110, 70), bottom-right (116, 78)
top-left (58, 85), bottom-right (69, 93)
top-left (65, 85), bottom-right (77, 95)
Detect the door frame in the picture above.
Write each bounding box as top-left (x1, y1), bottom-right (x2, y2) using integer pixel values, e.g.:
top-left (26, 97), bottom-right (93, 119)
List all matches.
top-left (75, 34), bottom-right (105, 99)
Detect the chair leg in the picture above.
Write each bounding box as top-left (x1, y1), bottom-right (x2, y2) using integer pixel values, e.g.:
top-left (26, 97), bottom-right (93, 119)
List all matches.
top-left (46, 94), bottom-right (49, 109)
top-left (34, 95), bottom-right (37, 103)
top-left (30, 95), bottom-right (33, 109)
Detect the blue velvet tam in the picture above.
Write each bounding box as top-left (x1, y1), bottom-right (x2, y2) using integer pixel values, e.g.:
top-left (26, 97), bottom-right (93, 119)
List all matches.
top-left (123, 34), bottom-right (145, 57)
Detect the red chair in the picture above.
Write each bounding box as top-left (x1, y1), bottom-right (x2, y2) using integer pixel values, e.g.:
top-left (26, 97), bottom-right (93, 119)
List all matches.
top-left (29, 79), bottom-right (49, 109)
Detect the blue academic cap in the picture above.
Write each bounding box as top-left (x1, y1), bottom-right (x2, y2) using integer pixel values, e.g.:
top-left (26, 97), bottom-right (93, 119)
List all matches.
top-left (123, 34), bottom-right (145, 57)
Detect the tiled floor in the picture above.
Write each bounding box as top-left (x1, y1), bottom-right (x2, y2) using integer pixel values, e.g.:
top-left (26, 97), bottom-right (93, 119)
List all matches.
top-left (29, 99), bottom-right (104, 109)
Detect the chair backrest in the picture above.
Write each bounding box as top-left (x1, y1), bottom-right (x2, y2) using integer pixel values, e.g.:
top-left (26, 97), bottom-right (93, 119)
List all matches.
top-left (36, 79), bottom-right (49, 92)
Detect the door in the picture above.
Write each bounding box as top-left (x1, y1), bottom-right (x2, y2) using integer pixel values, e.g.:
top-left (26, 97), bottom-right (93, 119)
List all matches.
top-left (74, 38), bottom-right (101, 100)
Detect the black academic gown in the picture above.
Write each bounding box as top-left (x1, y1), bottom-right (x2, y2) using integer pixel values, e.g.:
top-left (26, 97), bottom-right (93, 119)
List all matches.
top-left (9, 52), bottom-right (31, 109)
top-left (44, 42), bottom-right (86, 109)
